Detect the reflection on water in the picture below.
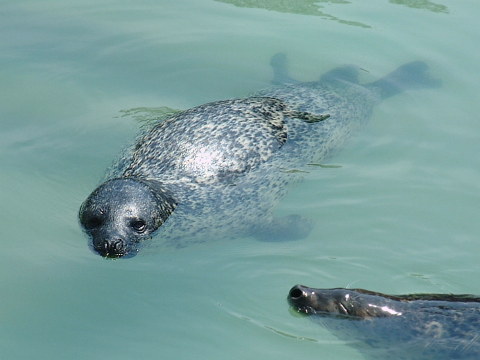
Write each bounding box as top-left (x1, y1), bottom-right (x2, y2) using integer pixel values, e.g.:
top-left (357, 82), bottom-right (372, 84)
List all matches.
top-left (215, 0), bottom-right (371, 28)
top-left (390, 0), bottom-right (448, 13)
top-left (216, 0), bottom-right (449, 27)
top-left (118, 107), bottom-right (182, 127)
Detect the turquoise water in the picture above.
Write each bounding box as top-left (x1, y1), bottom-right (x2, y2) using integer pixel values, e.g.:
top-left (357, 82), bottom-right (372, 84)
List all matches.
top-left (1, 0), bottom-right (479, 359)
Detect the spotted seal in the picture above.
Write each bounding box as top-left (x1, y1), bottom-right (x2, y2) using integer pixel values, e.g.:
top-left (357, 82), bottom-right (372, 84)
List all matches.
top-left (288, 284), bottom-right (480, 360)
top-left (79, 54), bottom-right (439, 258)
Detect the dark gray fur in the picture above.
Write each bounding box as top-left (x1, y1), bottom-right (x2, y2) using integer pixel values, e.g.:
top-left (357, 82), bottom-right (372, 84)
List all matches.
top-left (79, 54), bottom-right (439, 257)
top-left (288, 285), bottom-right (480, 360)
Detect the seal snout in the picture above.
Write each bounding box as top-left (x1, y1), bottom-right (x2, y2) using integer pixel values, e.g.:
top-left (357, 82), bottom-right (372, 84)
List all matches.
top-left (289, 285), bottom-right (309, 300)
top-left (97, 238), bottom-right (127, 258)
top-left (288, 285), bottom-right (319, 315)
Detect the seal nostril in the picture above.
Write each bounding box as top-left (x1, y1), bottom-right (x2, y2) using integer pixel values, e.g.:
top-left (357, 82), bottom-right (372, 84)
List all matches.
top-left (289, 285), bottom-right (305, 299)
top-left (113, 240), bottom-right (124, 251)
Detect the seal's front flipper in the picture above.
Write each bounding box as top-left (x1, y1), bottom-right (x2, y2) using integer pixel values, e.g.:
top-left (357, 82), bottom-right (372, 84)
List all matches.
top-left (288, 110), bottom-right (330, 123)
top-left (252, 96), bottom-right (329, 124)
top-left (270, 53), bottom-right (300, 85)
top-left (252, 215), bottom-right (313, 242)
top-left (367, 61), bottom-right (441, 99)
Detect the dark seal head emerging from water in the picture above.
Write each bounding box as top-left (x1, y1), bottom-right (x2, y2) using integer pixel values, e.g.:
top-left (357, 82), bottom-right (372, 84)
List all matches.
top-left (79, 178), bottom-right (176, 258)
top-left (288, 284), bottom-right (404, 318)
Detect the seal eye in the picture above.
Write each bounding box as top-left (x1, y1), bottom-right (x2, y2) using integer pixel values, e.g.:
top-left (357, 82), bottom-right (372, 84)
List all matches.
top-left (130, 219), bottom-right (147, 233)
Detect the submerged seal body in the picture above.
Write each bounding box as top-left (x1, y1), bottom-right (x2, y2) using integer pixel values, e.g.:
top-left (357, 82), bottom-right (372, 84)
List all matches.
top-left (79, 55), bottom-right (439, 258)
top-left (288, 285), bottom-right (480, 360)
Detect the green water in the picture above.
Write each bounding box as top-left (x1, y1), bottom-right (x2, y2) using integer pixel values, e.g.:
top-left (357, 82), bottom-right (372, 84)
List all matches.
top-left (1, 0), bottom-right (479, 359)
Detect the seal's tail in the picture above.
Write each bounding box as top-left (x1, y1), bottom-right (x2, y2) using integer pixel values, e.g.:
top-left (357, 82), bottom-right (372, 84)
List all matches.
top-left (367, 61), bottom-right (441, 99)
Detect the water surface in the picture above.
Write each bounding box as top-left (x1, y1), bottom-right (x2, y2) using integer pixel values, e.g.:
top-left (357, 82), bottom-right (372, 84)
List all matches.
top-left (1, 0), bottom-right (479, 359)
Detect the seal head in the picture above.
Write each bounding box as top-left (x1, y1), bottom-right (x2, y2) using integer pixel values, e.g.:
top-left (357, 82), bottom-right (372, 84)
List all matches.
top-left (288, 285), bottom-right (480, 359)
top-left (79, 178), bottom-right (176, 258)
top-left (288, 284), bottom-right (403, 318)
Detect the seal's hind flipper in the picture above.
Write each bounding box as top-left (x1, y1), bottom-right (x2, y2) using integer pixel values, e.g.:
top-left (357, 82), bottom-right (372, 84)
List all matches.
top-left (270, 53), bottom-right (300, 85)
top-left (320, 65), bottom-right (360, 84)
top-left (367, 61), bottom-right (441, 99)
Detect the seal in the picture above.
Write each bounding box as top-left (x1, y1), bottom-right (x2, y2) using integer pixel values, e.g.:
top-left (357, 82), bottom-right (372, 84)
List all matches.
top-left (288, 284), bottom-right (480, 360)
top-left (79, 54), bottom-right (439, 258)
